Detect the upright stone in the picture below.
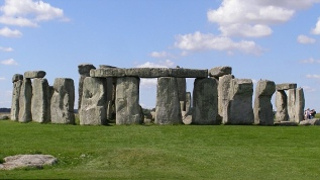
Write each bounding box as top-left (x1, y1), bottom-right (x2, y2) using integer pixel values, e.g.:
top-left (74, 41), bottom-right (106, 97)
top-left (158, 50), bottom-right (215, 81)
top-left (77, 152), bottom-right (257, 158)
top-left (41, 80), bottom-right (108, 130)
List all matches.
top-left (50, 78), bottom-right (75, 124)
top-left (116, 77), bottom-right (142, 125)
top-left (219, 75), bottom-right (233, 124)
top-left (31, 78), bottom-right (50, 123)
top-left (11, 74), bottom-right (23, 121)
top-left (275, 90), bottom-right (288, 121)
top-left (78, 64), bottom-right (96, 111)
top-left (185, 92), bottom-right (192, 113)
top-left (18, 78), bottom-right (32, 123)
top-left (155, 77), bottom-right (182, 125)
top-left (224, 79), bottom-right (254, 125)
top-left (254, 80), bottom-right (276, 125)
top-left (287, 89), bottom-right (296, 122)
top-left (192, 78), bottom-right (218, 125)
top-left (177, 78), bottom-right (187, 111)
top-left (79, 77), bottom-right (107, 125)
top-left (295, 88), bottom-right (305, 123)
top-left (100, 65), bottom-right (117, 120)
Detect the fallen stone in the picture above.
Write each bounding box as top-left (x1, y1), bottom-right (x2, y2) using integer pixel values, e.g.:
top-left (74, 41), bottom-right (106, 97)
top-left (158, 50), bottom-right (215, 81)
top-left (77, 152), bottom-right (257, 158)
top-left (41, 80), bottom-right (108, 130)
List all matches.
top-left (209, 66), bottom-right (232, 79)
top-left (0, 154), bottom-right (57, 170)
top-left (276, 83), bottom-right (297, 90)
top-left (274, 121), bottom-right (298, 126)
top-left (12, 74), bottom-right (23, 83)
top-left (0, 115), bottom-right (9, 120)
top-left (24, 71), bottom-right (46, 79)
top-left (299, 119), bottom-right (320, 126)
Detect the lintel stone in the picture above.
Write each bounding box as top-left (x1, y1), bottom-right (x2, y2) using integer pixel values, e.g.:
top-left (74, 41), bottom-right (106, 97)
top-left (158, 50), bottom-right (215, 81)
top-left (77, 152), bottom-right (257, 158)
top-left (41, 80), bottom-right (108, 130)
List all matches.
top-left (276, 83), bottom-right (297, 90)
top-left (24, 71), bottom-right (46, 79)
top-left (209, 66), bottom-right (232, 78)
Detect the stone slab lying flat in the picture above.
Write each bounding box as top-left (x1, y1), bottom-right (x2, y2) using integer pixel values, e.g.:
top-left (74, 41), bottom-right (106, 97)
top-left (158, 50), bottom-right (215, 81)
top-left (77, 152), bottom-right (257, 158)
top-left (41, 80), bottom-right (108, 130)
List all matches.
top-left (24, 71), bottom-right (46, 79)
top-left (0, 154), bottom-right (57, 170)
top-left (90, 68), bottom-right (208, 78)
top-left (276, 83), bottom-right (297, 90)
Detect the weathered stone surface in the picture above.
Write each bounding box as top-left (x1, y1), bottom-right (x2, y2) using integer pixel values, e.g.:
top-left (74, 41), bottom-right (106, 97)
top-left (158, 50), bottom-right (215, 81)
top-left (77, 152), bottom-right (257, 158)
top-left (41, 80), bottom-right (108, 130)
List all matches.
top-left (287, 89), bottom-right (296, 122)
top-left (275, 90), bottom-right (289, 121)
top-left (295, 88), bottom-right (305, 123)
top-left (99, 65), bottom-right (117, 69)
top-left (50, 78), bottom-right (75, 124)
top-left (79, 77), bottom-right (107, 125)
top-left (274, 121), bottom-right (298, 126)
top-left (12, 74), bottom-right (23, 83)
top-left (209, 66), bottom-right (232, 78)
top-left (24, 71), bottom-right (46, 79)
top-left (299, 119), bottom-right (320, 126)
top-left (11, 79), bottom-right (23, 121)
top-left (31, 78), bottom-right (50, 123)
top-left (224, 79), bottom-right (254, 125)
top-left (218, 75), bottom-right (233, 124)
top-left (192, 78), bottom-right (218, 125)
top-left (78, 64), bottom-right (96, 110)
top-left (18, 78), bottom-right (32, 123)
top-left (116, 77), bottom-right (142, 125)
top-left (155, 77), bottom-right (182, 124)
top-left (0, 154), bottom-right (57, 170)
top-left (0, 115), bottom-right (9, 120)
top-left (276, 83), bottom-right (297, 90)
top-left (91, 68), bottom-right (208, 78)
top-left (177, 78), bottom-right (186, 111)
top-left (254, 80), bottom-right (275, 125)
top-left (185, 92), bottom-right (192, 114)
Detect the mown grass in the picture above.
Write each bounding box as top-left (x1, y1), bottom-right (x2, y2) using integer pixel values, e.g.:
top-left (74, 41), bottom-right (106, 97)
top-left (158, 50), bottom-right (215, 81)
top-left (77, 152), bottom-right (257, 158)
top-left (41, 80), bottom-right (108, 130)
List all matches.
top-left (1, 120), bottom-right (320, 179)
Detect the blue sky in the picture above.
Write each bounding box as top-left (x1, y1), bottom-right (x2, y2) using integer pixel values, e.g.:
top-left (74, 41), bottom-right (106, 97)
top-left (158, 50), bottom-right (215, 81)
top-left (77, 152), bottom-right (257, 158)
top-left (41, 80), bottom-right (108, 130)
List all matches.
top-left (0, 0), bottom-right (320, 110)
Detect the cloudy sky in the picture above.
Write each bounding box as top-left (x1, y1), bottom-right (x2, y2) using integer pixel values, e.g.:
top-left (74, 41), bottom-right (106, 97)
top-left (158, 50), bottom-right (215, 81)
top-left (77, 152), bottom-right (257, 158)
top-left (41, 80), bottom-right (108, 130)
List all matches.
top-left (0, 0), bottom-right (320, 110)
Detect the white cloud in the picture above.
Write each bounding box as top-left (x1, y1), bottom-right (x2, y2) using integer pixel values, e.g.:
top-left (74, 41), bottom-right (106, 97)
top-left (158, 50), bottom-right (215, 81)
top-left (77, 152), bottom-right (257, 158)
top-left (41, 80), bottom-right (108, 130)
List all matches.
top-left (0, 0), bottom-right (67, 27)
top-left (0, 77), bottom-right (6, 81)
top-left (306, 74), bottom-right (320, 79)
top-left (0, 27), bottom-right (22, 38)
top-left (311, 17), bottom-right (320, 35)
top-left (1, 58), bottom-right (18, 65)
top-left (300, 57), bottom-right (320, 63)
top-left (207, 0), bottom-right (320, 38)
top-left (0, 46), bottom-right (13, 52)
top-left (174, 31), bottom-right (262, 55)
top-left (136, 59), bottom-right (175, 68)
top-left (150, 51), bottom-right (170, 58)
top-left (297, 35), bottom-right (316, 44)
top-left (140, 79), bottom-right (157, 88)
top-left (302, 86), bottom-right (316, 92)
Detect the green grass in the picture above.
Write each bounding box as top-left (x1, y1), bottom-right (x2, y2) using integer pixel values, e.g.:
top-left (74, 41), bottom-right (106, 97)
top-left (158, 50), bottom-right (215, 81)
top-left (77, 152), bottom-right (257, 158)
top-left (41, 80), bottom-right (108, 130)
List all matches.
top-left (1, 120), bottom-right (320, 179)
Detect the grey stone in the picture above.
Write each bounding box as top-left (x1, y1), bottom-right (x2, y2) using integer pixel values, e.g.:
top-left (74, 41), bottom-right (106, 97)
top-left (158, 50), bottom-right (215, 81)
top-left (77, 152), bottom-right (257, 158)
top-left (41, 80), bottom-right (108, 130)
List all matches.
top-left (18, 78), bottom-right (32, 123)
top-left (219, 75), bottom-right (233, 124)
top-left (177, 78), bottom-right (186, 111)
top-left (0, 115), bottom-right (9, 120)
top-left (116, 77), bottom-right (142, 125)
top-left (50, 78), bottom-right (75, 124)
top-left (0, 154), bottom-right (57, 170)
top-left (254, 80), bottom-right (275, 125)
top-left (276, 83), bottom-right (297, 90)
top-left (91, 68), bottom-right (208, 78)
top-left (79, 77), bottom-right (107, 125)
top-left (275, 90), bottom-right (288, 121)
top-left (24, 71), bottom-right (46, 79)
top-left (99, 65), bottom-right (117, 69)
top-left (78, 64), bottom-right (96, 110)
top-left (299, 119), bottom-right (320, 126)
top-left (287, 89), bottom-right (296, 122)
top-left (183, 115), bottom-right (192, 125)
top-left (274, 121), bottom-right (298, 126)
top-left (192, 78), bottom-right (218, 125)
top-left (12, 74), bottom-right (23, 83)
top-left (155, 77), bottom-right (182, 124)
top-left (295, 88), bottom-right (305, 123)
top-left (224, 79), bottom-right (254, 125)
top-left (11, 79), bottom-right (23, 121)
top-left (209, 66), bottom-right (232, 79)
top-left (31, 78), bottom-right (50, 123)
top-left (185, 92), bottom-right (192, 114)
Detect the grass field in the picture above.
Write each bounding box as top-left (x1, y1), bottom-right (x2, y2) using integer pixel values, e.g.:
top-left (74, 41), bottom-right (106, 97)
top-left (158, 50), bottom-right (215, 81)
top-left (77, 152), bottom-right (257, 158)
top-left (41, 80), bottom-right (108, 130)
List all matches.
top-left (1, 120), bottom-right (320, 179)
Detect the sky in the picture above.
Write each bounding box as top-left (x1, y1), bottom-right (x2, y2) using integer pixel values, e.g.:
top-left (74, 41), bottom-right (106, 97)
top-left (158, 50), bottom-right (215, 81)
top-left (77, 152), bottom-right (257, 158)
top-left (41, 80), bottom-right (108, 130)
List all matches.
top-left (0, 0), bottom-right (320, 110)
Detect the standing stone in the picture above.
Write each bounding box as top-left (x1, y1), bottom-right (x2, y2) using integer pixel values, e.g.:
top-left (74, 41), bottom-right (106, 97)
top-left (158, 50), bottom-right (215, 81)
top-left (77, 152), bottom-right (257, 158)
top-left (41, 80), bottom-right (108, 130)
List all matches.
top-left (18, 78), bottom-right (32, 123)
top-left (254, 80), bottom-right (276, 125)
top-left (116, 77), bottom-right (142, 125)
top-left (218, 75), bottom-right (233, 123)
top-left (295, 88), bottom-right (305, 123)
top-left (287, 89), bottom-right (296, 122)
top-left (79, 77), bottom-right (107, 125)
top-left (50, 78), bottom-right (75, 124)
top-left (177, 78), bottom-right (187, 111)
top-left (224, 79), bottom-right (254, 125)
top-left (100, 65), bottom-right (117, 120)
top-left (11, 74), bottom-right (23, 121)
top-left (31, 78), bottom-right (50, 123)
top-left (192, 78), bottom-right (218, 125)
top-left (185, 92), bottom-right (192, 113)
top-left (275, 90), bottom-right (288, 121)
top-left (78, 64), bottom-right (96, 111)
top-left (155, 77), bottom-right (182, 125)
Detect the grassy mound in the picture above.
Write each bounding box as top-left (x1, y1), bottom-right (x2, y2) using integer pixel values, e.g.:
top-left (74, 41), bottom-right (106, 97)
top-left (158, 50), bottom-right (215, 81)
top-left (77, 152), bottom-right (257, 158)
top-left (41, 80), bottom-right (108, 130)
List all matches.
top-left (1, 120), bottom-right (320, 179)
